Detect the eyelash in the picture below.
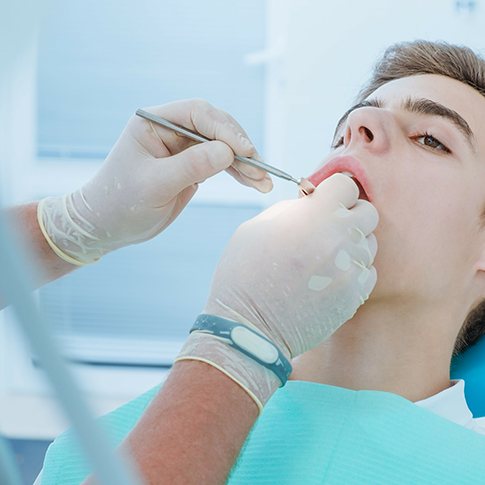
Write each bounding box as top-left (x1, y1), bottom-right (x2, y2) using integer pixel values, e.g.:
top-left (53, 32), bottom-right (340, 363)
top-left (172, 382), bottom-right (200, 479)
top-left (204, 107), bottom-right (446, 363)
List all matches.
top-left (412, 132), bottom-right (451, 153)
top-left (331, 132), bottom-right (451, 154)
top-left (330, 136), bottom-right (344, 149)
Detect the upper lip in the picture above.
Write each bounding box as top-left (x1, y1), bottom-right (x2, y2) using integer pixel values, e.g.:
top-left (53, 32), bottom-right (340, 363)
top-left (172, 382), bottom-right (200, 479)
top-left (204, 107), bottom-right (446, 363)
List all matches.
top-left (307, 155), bottom-right (373, 201)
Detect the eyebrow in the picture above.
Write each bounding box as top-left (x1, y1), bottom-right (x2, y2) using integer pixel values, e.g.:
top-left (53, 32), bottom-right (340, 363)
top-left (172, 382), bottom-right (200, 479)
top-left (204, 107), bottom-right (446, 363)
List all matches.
top-left (332, 96), bottom-right (476, 151)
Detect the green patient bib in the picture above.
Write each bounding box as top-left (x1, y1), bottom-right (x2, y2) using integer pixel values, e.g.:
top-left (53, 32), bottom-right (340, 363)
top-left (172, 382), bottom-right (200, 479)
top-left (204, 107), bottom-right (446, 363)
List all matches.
top-left (40, 381), bottom-right (485, 485)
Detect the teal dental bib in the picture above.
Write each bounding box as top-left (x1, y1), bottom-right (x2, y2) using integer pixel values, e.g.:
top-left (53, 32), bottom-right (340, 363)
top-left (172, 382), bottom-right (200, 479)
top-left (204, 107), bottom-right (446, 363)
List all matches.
top-left (228, 381), bottom-right (485, 484)
top-left (40, 381), bottom-right (485, 484)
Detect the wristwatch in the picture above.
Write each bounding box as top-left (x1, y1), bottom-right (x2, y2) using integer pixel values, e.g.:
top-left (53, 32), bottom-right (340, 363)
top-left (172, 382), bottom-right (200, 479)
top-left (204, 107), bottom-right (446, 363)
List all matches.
top-left (190, 314), bottom-right (292, 386)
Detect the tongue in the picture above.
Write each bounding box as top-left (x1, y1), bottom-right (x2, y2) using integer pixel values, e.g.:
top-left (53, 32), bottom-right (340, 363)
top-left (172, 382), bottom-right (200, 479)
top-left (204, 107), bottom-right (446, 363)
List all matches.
top-left (352, 177), bottom-right (368, 201)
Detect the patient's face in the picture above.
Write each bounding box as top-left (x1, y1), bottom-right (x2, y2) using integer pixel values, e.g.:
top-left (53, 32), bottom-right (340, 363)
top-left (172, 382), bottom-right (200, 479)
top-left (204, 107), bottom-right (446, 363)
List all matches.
top-left (317, 74), bottom-right (485, 307)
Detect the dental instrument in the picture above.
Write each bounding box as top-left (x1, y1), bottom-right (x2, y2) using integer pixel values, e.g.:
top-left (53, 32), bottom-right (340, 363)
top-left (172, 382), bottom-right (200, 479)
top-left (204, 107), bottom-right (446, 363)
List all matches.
top-left (0, 211), bottom-right (142, 485)
top-left (0, 436), bottom-right (22, 485)
top-left (135, 109), bottom-right (315, 195)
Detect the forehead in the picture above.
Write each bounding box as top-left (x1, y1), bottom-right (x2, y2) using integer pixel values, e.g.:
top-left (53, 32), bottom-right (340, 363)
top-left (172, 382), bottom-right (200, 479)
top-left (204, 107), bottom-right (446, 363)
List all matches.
top-left (369, 74), bottom-right (485, 149)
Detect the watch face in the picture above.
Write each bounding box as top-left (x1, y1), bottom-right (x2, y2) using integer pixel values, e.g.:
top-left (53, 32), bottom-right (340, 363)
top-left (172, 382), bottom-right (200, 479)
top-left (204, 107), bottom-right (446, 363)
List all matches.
top-left (192, 314), bottom-right (291, 386)
top-left (231, 326), bottom-right (279, 364)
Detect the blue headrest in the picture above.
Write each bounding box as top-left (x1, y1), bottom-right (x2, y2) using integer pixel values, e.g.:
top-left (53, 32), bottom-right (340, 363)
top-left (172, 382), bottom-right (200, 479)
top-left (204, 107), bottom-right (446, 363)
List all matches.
top-left (451, 335), bottom-right (485, 417)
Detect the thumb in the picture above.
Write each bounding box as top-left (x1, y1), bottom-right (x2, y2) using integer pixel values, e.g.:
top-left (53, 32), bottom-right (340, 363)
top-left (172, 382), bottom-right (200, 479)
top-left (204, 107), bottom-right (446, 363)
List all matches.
top-left (158, 140), bottom-right (234, 191)
top-left (311, 173), bottom-right (359, 209)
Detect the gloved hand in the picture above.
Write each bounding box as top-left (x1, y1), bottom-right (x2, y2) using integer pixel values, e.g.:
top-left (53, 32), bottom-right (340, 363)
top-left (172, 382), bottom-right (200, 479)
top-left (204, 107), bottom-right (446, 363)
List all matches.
top-left (176, 173), bottom-right (379, 410)
top-left (37, 99), bottom-right (272, 265)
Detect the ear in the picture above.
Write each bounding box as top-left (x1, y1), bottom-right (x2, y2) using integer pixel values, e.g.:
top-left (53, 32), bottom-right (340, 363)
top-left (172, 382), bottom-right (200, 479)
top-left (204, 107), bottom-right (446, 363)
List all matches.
top-left (474, 244), bottom-right (485, 274)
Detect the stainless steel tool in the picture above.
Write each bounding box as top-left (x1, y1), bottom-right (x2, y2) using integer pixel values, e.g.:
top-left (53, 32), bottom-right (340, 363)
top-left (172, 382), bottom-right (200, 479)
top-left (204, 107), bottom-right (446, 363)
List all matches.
top-left (135, 108), bottom-right (315, 195)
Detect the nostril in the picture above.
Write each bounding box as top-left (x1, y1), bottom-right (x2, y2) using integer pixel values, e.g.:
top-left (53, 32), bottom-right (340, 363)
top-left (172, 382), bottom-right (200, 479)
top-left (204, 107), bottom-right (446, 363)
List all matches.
top-left (360, 126), bottom-right (374, 142)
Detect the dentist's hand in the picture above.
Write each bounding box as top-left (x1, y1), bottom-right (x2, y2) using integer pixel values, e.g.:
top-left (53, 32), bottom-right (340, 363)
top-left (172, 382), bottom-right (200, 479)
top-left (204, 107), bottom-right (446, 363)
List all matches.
top-left (37, 99), bottom-right (272, 265)
top-left (177, 174), bottom-right (379, 409)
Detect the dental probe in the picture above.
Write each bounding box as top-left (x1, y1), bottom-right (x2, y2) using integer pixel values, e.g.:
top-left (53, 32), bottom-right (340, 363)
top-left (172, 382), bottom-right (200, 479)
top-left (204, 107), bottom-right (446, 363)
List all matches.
top-left (135, 109), bottom-right (315, 195)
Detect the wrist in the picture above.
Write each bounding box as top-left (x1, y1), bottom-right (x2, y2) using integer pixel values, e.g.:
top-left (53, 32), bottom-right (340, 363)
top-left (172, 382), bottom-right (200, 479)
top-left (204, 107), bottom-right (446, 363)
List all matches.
top-left (191, 314), bottom-right (292, 386)
top-left (38, 190), bottom-right (111, 265)
top-left (204, 299), bottom-right (292, 360)
top-left (175, 331), bottom-right (281, 412)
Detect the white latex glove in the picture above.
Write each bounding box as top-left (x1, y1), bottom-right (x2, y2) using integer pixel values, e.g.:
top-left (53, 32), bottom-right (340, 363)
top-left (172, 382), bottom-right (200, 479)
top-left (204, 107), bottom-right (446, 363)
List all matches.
top-left (37, 99), bottom-right (272, 265)
top-left (176, 173), bottom-right (379, 410)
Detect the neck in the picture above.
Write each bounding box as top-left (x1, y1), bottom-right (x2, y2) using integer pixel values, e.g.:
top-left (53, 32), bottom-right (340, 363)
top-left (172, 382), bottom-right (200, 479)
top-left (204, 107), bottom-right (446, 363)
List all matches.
top-left (290, 298), bottom-right (460, 402)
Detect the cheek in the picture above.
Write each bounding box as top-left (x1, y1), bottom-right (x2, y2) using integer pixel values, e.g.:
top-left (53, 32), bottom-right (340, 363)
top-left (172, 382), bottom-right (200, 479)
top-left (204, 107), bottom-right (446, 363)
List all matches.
top-left (377, 172), bottom-right (468, 246)
top-left (369, 182), bottom-right (476, 299)
top-left (407, 182), bottom-right (475, 255)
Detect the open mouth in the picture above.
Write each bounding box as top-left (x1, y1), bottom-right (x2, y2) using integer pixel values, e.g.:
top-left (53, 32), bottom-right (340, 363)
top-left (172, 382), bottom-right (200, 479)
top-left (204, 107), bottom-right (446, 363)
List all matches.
top-left (355, 178), bottom-right (369, 201)
top-left (342, 172), bottom-right (369, 201)
top-left (307, 156), bottom-right (372, 202)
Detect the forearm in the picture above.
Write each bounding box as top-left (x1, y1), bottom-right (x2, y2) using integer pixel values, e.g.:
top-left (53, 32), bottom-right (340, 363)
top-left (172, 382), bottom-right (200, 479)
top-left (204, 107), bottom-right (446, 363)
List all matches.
top-left (84, 360), bottom-right (259, 485)
top-left (0, 203), bottom-right (76, 308)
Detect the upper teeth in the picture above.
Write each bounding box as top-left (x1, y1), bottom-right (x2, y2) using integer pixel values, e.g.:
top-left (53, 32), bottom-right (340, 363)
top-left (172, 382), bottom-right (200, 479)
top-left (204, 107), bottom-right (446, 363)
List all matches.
top-left (341, 171), bottom-right (353, 177)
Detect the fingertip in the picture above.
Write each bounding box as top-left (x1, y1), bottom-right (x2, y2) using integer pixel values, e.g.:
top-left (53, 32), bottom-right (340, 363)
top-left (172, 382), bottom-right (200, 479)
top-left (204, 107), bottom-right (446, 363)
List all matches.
top-left (313, 173), bottom-right (359, 208)
top-left (205, 140), bottom-right (235, 170)
top-left (333, 173), bottom-right (360, 201)
top-left (254, 176), bottom-right (274, 193)
top-left (362, 265), bottom-right (378, 299)
top-left (226, 166), bottom-right (273, 193)
top-left (366, 233), bottom-right (378, 260)
top-left (359, 198), bottom-right (380, 223)
top-left (352, 199), bottom-right (379, 234)
top-left (237, 133), bottom-right (258, 157)
top-left (217, 119), bottom-right (258, 158)
top-left (370, 266), bottom-right (378, 291)
top-left (231, 155), bottom-right (269, 183)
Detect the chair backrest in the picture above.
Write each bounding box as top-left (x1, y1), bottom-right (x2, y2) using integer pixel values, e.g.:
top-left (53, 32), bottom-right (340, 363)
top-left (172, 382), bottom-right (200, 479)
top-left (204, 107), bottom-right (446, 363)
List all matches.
top-left (451, 335), bottom-right (485, 417)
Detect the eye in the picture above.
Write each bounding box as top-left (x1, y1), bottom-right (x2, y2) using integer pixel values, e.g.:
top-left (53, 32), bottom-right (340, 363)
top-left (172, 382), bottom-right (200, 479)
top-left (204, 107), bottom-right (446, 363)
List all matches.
top-left (413, 133), bottom-right (451, 153)
top-left (331, 135), bottom-right (344, 149)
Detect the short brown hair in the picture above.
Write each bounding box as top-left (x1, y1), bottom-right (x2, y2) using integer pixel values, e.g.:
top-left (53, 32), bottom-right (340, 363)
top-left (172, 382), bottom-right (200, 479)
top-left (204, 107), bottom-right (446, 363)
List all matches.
top-left (356, 40), bottom-right (485, 355)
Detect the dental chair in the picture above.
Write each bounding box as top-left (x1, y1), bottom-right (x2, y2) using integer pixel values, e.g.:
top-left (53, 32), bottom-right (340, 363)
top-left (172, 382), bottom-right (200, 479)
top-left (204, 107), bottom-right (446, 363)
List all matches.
top-left (451, 334), bottom-right (485, 416)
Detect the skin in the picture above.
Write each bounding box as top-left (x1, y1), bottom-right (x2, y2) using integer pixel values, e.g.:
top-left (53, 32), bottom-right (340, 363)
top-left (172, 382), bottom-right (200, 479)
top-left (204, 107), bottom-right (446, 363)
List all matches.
top-left (291, 74), bottom-right (485, 402)
top-left (18, 76), bottom-right (485, 483)
top-left (2, 203), bottom-right (75, 295)
top-left (8, 204), bottom-right (258, 485)
top-left (112, 360), bottom-right (258, 485)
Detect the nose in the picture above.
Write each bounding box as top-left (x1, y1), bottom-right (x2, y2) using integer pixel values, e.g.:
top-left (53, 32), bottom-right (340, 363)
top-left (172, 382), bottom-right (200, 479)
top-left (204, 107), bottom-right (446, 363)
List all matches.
top-left (342, 107), bottom-right (391, 154)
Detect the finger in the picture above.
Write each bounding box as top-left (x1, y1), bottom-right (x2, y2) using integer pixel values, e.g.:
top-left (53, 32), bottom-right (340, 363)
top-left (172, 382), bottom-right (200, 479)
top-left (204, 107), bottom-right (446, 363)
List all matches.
top-left (146, 99), bottom-right (271, 187)
top-left (366, 233), bottom-right (378, 261)
top-left (194, 105), bottom-right (270, 185)
top-left (346, 229), bottom-right (377, 267)
top-left (226, 166), bottom-right (273, 193)
top-left (158, 140), bottom-right (234, 193)
top-left (191, 101), bottom-right (258, 157)
top-left (219, 111), bottom-right (270, 185)
top-left (312, 173), bottom-right (359, 209)
top-left (148, 99), bottom-right (259, 158)
top-left (232, 156), bottom-right (272, 184)
top-left (348, 244), bottom-right (373, 269)
top-left (357, 265), bottom-right (377, 302)
top-left (348, 199), bottom-right (379, 235)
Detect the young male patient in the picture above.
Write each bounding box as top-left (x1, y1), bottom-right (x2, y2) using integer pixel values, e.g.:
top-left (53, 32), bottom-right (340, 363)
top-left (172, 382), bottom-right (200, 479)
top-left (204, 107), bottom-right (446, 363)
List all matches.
top-left (37, 40), bottom-right (485, 483)
top-left (291, 40), bottom-right (485, 433)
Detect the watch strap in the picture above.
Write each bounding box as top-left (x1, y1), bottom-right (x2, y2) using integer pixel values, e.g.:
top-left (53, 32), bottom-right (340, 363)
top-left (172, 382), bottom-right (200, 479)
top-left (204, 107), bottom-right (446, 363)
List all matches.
top-left (190, 314), bottom-right (292, 386)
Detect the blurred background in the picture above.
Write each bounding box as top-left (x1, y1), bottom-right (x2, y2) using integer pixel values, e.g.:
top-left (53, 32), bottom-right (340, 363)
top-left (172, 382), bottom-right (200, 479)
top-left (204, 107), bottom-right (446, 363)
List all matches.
top-left (0, 0), bottom-right (484, 482)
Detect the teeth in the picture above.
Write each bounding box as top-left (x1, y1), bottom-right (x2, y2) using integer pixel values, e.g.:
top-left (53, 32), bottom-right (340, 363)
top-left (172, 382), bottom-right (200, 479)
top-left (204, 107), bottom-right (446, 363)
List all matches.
top-left (341, 171), bottom-right (353, 177)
